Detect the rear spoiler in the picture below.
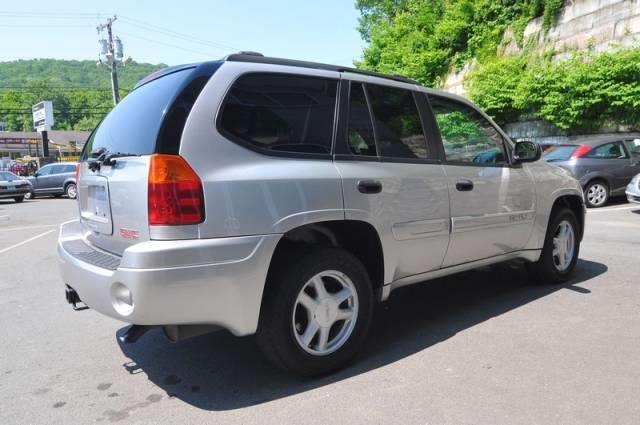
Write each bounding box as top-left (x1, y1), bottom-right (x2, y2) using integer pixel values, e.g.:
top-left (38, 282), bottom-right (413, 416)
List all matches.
top-left (133, 64), bottom-right (197, 90)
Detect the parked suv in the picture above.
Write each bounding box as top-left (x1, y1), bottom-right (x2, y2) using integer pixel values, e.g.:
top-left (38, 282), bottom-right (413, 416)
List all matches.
top-left (542, 135), bottom-right (640, 207)
top-left (58, 53), bottom-right (585, 376)
top-left (26, 162), bottom-right (77, 199)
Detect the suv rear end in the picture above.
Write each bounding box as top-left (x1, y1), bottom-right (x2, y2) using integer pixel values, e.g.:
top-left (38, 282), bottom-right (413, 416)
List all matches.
top-left (58, 61), bottom-right (283, 336)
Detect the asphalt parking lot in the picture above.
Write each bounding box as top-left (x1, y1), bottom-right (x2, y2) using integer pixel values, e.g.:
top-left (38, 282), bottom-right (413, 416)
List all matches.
top-left (1, 197), bottom-right (639, 424)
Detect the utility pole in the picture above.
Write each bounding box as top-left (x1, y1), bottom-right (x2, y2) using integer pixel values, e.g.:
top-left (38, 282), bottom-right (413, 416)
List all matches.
top-left (97, 16), bottom-right (129, 106)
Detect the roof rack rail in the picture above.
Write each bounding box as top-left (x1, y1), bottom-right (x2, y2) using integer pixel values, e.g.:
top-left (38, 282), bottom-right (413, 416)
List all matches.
top-left (224, 53), bottom-right (419, 85)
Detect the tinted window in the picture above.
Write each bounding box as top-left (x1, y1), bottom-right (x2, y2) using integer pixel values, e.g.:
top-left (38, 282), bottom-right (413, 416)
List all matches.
top-left (585, 142), bottom-right (628, 159)
top-left (347, 83), bottom-right (376, 156)
top-left (623, 139), bottom-right (640, 158)
top-left (50, 165), bottom-right (65, 174)
top-left (63, 164), bottom-right (76, 173)
top-left (367, 85), bottom-right (428, 159)
top-left (37, 166), bottom-right (53, 176)
top-left (430, 96), bottom-right (506, 165)
top-left (543, 145), bottom-right (578, 162)
top-left (220, 74), bottom-right (337, 154)
top-left (83, 68), bottom-right (196, 159)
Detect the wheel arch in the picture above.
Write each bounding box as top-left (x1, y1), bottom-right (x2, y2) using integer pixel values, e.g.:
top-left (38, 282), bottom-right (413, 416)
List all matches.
top-left (550, 194), bottom-right (585, 241)
top-left (581, 172), bottom-right (613, 190)
top-left (264, 220), bottom-right (385, 301)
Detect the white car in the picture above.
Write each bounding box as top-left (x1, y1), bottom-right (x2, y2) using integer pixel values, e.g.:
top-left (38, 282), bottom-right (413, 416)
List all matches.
top-left (626, 174), bottom-right (640, 203)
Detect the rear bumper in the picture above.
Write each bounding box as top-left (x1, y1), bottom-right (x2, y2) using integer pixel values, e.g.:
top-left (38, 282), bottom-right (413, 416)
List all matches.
top-left (57, 220), bottom-right (281, 336)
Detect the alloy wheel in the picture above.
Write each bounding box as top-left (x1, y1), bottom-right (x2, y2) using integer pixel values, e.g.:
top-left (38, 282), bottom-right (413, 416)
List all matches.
top-left (586, 183), bottom-right (607, 206)
top-left (552, 220), bottom-right (575, 272)
top-left (67, 184), bottom-right (77, 199)
top-left (292, 270), bottom-right (359, 356)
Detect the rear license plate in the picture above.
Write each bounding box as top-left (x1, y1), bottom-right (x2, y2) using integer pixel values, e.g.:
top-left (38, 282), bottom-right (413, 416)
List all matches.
top-left (87, 185), bottom-right (109, 221)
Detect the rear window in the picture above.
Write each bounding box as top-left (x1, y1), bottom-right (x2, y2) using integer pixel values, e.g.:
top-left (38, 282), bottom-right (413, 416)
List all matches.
top-left (82, 68), bottom-right (199, 159)
top-left (543, 145), bottom-right (577, 162)
top-left (219, 73), bottom-right (338, 155)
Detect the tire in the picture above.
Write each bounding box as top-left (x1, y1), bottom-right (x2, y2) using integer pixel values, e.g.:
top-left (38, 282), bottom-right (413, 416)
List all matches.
top-left (24, 190), bottom-right (34, 200)
top-left (256, 248), bottom-right (374, 376)
top-left (65, 183), bottom-right (77, 199)
top-left (584, 180), bottom-right (609, 208)
top-left (527, 208), bottom-right (580, 284)
top-left (14, 196), bottom-right (24, 203)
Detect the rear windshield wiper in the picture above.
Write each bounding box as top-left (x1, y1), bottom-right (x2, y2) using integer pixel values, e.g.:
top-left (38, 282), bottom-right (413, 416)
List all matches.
top-left (88, 149), bottom-right (141, 171)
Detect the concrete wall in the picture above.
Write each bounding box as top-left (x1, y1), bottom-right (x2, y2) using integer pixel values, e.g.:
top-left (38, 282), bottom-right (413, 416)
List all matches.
top-left (442, 0), bottom-right (640, 142)
top-left (442, 0), bottom-right (640, 95)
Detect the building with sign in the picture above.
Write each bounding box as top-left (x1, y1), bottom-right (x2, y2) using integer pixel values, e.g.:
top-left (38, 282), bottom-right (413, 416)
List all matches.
top-left (0, 131), bottom-right (89, 160)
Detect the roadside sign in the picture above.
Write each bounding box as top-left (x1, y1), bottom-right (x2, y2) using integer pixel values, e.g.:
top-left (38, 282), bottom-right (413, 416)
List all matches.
top-left (32, 101), bottom-right (54, 132)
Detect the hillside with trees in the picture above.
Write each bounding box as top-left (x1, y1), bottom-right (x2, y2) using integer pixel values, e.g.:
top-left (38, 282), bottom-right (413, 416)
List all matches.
top-left (0, 59), bottom-right (164, 131)
top-left (355, 0), bottom-right (640, 132)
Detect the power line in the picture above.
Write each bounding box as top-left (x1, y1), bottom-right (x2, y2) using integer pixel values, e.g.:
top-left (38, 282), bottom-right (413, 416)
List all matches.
top-left (117, 30), bottom-right (217, 58)
top-left (0, 11), bottom-right (104, 19)
top-left (118, 15), bottom-right (241, 52)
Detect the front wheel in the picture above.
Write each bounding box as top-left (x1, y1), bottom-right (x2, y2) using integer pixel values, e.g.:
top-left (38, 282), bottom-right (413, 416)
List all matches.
top-left (14, 196), bottom-right (24, 203)
top-left (24, 190), bottom-right (34, 200)
top-left (527, 208), bottom-right (580, 284)
top-left (256, 248), bottom-right (374, 376)
top-left (65, 183), bottom-right (77, 199)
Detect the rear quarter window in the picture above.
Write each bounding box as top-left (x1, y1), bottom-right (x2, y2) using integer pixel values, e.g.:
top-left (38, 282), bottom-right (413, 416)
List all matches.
top-left (82, 68), bottom-right (202, 159)
top-left (218, 73), bottom-right (338, 156)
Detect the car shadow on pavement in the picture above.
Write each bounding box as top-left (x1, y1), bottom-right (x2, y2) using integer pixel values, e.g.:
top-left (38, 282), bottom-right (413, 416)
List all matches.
top-left (117, 258), bottom-right (606, 411)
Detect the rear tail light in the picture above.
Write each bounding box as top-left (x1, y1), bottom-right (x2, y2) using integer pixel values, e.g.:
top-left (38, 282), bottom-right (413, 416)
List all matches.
top-left (148, 154), bottom-right (204, 225)
top-left (571, 145), bottom-right (592, 159)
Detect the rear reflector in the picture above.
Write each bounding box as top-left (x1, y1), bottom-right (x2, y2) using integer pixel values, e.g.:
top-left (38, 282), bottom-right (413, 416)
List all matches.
top-left (148, 154), bottom-right (204, 225)
top-left (571, 145), bottom-right (592, 159)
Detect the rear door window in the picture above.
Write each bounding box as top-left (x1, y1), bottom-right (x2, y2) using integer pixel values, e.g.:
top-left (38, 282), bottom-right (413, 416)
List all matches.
top-left (585, 142), bottom-right (628, 159)
top-left (623, 139), bottom-right (640, 158)
top-left (366, 84), bottom-right (429, 159)
top-left (347, 83), bottom-right (377, 156)
top-left (219, 73), bottom-right (338, 155)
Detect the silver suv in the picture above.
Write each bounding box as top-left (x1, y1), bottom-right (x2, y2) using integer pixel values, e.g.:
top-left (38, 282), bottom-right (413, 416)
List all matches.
top-left (58, 53), bottom-right (586, 376)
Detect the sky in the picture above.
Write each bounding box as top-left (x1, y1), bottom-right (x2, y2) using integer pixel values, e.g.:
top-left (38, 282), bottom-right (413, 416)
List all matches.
top-left (0, 0), bottom-right (366, 66)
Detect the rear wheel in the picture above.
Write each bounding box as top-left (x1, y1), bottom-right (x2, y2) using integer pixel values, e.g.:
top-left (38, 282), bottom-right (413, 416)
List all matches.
top-left (65, 183), bottom-right (77, 199)
top-left (256, 248), bottom-right (374, 376)
top-left (585, 180), bottom-right (609, 208)
top-left (14, 196), bottom-right (24, 203)
top-left (527, 208), bottom-right (580, 284)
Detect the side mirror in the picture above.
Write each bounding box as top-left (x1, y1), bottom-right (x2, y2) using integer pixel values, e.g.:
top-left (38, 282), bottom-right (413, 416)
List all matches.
top-left (513, 140), bottom-right (541, 163)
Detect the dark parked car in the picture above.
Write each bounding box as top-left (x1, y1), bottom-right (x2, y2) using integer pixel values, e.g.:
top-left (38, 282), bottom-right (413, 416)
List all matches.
top-left (543, 135), bottom-right (640, 207)
top-left (0, 171), bottom-right (32, 202)
top-left (25, 162), bottom-right (78, 199)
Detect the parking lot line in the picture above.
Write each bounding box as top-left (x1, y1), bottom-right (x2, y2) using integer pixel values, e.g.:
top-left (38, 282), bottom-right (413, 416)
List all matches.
top-left (0, 229), bottom-right (56, 254)
top-left (0, 224), bottom-right (58, 233)
top-left (588, 205), bottom-right (639, 213)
